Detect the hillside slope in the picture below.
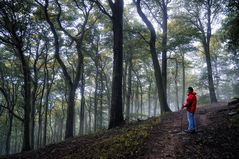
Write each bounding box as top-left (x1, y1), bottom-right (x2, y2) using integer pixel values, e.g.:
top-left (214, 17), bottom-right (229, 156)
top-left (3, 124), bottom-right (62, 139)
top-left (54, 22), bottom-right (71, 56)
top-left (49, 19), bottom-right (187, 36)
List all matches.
top-left (141, 102), bottom-right (239, 159)
top-left (1, 102), bottom-right (239, 159)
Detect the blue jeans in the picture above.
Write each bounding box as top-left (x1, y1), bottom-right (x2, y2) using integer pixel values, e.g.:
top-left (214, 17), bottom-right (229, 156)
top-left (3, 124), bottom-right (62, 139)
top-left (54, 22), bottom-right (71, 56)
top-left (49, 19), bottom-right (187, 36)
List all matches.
top-left (187, 112), bottom-right (196, 130)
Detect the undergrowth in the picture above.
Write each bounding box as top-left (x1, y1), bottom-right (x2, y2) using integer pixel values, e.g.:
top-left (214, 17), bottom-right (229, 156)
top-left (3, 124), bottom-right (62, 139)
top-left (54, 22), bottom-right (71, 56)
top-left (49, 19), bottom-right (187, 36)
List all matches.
top-left (68, 117), bottom-right (160, 159)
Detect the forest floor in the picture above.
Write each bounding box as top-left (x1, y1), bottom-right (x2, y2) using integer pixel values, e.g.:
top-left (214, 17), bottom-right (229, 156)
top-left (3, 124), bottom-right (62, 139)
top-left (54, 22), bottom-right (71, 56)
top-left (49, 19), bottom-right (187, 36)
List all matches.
top-left (1, 101), bottom-right (239, 159)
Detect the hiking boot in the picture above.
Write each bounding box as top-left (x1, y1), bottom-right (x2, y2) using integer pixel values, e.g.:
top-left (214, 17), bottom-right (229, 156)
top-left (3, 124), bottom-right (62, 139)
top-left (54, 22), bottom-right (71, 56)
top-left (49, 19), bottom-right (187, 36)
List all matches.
top-left (184, 129), bottom-right (196, 134)
top-left (183, 129), bottom-right (190, 133)
top-left (190, 129), bottom-right (196, 134)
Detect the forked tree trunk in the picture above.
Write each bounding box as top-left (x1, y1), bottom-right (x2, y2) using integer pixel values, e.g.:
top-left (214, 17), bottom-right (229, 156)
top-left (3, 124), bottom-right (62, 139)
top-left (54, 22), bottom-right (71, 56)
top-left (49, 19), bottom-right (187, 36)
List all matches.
top-left (135, 0), bottom-right (170, 113)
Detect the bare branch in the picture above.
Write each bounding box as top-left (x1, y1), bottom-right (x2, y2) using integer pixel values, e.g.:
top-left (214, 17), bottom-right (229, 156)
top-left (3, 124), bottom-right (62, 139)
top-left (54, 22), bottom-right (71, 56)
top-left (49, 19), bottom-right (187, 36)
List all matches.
top-left (55, 0), bottom-right (76, 41)
top-left (143, 1), bottom-right (163, 27)
top-left (89, 0), bottom-right (112, 19)
top-left (0, 104), bottom-right (24, 122)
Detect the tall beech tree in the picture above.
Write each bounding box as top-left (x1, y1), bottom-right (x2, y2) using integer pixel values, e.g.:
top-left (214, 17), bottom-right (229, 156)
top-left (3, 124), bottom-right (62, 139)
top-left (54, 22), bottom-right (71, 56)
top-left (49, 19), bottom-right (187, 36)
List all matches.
top-left (107, 0), bottom-right (125, 128)
top-left (91, 0), bottom-right (124, 128)
top-left (134, 0), bottom-right (170, 113)
top-left (182, 0), bottom-right (223, 103)
top-left (144, 0), bottom-right (171, 99)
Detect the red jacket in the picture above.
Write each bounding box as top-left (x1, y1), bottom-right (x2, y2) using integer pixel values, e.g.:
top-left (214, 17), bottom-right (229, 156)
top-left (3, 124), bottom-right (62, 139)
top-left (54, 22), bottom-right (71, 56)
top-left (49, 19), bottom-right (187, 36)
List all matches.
top-left (183, 92), bottom-right (197, 113)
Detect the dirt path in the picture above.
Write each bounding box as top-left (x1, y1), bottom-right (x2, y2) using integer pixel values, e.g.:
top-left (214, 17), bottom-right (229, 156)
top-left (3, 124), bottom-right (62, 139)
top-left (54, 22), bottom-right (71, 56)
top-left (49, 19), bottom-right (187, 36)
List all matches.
top-left (140, 102), bottom-right (239, 159)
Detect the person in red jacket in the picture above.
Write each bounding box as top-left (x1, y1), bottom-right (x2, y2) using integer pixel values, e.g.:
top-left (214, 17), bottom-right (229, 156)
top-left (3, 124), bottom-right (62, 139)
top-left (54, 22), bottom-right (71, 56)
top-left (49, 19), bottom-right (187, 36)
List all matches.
top-left (182, 87), bottom-right (197, 133)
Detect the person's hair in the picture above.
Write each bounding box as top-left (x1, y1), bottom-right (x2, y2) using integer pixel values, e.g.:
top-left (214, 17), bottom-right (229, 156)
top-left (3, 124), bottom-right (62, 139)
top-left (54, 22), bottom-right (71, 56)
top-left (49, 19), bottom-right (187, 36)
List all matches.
top-left (188, 87), bottom-right (193, 92)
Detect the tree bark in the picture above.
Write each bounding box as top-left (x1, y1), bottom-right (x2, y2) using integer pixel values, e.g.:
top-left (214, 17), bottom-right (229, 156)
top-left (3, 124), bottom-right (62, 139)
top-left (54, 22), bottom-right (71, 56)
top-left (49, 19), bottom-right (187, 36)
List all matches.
top-left (161, 0), bottom-right (168, 99)
top-left (140, 83), bottom-right (143, 119)
top-left (154, 89), bottom-right (158, 116)
top-left (203, 42), bottom-right (217, 103)
top-left (174, 60), bottom-right (179, 110)
top-left (135, 83), bottom-right (139, 118)
top-left (88, 94), bottom-right (92, 133)
top-left (18, 48), bottom-right (32, 152)
top-left (122, 61), bottom-right (128, 115)
top-left (99, 68), bottom-right (104, 129)
top-left (94, 53), bottom-right (99, 132)
top-left (31, 45), bottom-right (41, 149)
top-left (108, 0), bottom-right (124, 129)
top-left (181, 52), bottom-right (186, 106)
top-left (79, 63), bottom-right (85, 135)
top-left (43, 67), bottom-right (49, 146)
top-left (6, 112), bottom-right (13, 155)
top-left (37, 88), bottom-right (44, 148)
top-left (148, 81), bottom-right (152, 117)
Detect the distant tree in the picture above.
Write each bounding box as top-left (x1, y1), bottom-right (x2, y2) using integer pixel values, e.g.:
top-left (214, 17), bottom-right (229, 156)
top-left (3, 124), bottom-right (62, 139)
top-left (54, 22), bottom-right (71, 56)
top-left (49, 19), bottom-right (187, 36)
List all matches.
top-left (221, 0), bottom-right (239, 83)
top-left (182, 0), bottom-right (223, 103)
top-left (0, 51), bottom-right (23, 154)
top-left (222, 0), bottom-right (239, 54)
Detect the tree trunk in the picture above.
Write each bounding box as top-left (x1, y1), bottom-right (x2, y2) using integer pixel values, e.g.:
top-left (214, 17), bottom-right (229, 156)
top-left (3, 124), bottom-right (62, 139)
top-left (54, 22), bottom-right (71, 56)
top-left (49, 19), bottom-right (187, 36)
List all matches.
top-left (122, 61), bottom-right (128, 114)
top-left (148, 81), bottom-right (151, 117)
top-left (214, 56), bottom-right (220, 99)
top-left (31, 69), bottom-right (38, 149)
top-left (79, 63), bottom-right (85, 135)
top-left (37, 85), bottom-right (45, 148)
top-left (18, 48), bottom-right (32, 152)
top-left (6, 112), bottom-right (13, 155)
top-left (130, 91), bottom-right (134, 118)
top-left (43, 67), bottom-right (49, 146)
top-left (125, 55), bottom-right (132, 122)
top-left (161, 0), bottom-right (168, 99)
top-left (135, 84), bottom-right (139, 118)
top-left (108, 0), bottom-right (124, 129)
top-left (135, 0), bottom-right (170, 113)
top-left (181, 52), bottom-right (185, 106)
top-left (203, 43), bottom-right (217, 103)
top-left (140, 83), bottom-right (143, 119)
top-left (94, 55), bottom-right (99, 132)
top-left (175, 60), bottom-right (179, 110)
top-left (65, 87), bottom-right (76, 138)
top-left (14, 125), bottom-right (18, 153)
top-left (99, 69), bottom-right (104, 129)
top-left (42, 62), bottom-right (55, 144)
top-left (60, 99), bottom-right (65, 140)
top-left (49, 106), bottom-right (54, 143)
top-left (89, 94), bottom-right (92, 133)
top-left (154, 88), bottom-right (158, 116)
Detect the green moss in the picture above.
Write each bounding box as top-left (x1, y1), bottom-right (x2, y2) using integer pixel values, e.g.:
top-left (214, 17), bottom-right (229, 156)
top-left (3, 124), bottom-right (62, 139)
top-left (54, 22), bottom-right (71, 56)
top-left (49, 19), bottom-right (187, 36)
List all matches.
top-left (91, 117), bottom-right (160, 159)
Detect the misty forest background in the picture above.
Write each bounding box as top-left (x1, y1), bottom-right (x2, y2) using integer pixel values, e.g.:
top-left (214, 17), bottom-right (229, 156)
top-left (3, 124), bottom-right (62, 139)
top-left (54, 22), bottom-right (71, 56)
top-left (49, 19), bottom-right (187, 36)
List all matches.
top-left (0, 0), bottom-right (238, 155)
